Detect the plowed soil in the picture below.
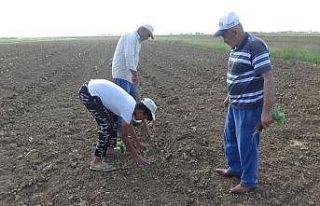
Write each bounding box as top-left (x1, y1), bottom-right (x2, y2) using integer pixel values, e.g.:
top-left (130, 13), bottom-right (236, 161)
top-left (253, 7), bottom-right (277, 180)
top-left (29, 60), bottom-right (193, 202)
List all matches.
top-left (1, 38), bottom-right (319, 206)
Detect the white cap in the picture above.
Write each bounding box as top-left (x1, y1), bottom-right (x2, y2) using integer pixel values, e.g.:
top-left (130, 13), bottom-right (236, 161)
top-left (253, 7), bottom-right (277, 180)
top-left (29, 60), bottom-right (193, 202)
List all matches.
top-left (141, 24), bottom-right (154, 39)
top-left (141, 98), bottom-right (157, 120)
top-left (214, 12), bottom-right (240, 37)
top-left (142, 24), bottom-right (154, 33)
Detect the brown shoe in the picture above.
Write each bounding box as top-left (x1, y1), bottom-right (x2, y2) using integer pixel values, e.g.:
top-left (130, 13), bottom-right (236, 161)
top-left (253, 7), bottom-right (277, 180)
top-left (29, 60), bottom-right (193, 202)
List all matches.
top-left (215, 169), bottom-right (240, 178)
top-left (230, 184), bottom-right (254, 194)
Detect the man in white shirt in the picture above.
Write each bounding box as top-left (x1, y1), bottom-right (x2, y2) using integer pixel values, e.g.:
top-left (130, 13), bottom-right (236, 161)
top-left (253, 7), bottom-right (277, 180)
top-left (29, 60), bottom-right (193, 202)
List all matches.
top-left (111, 24), bottom-right (154, 100)
top-left (78, 79), bottom-right (157, 171)
top-left (111, 24), bottom-right (154, 148)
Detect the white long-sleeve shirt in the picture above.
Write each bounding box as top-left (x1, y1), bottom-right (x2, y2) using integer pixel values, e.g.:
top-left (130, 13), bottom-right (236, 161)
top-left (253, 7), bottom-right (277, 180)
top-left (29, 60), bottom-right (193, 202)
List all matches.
top-left (111, 32), bottom-right (141, 83)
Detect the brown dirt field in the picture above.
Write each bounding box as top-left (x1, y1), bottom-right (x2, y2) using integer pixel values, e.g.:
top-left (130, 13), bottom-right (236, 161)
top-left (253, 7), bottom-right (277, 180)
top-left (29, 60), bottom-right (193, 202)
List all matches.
top-left (0, 38), bottom-right (319, 206)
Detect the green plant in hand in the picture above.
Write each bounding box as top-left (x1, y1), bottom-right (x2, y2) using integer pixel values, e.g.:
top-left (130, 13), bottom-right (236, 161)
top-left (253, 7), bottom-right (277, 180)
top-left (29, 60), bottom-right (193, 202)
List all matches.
top-left (256, 108), bottom-right (287, 132)
top-left (271, 108), bottom-right (287, 125)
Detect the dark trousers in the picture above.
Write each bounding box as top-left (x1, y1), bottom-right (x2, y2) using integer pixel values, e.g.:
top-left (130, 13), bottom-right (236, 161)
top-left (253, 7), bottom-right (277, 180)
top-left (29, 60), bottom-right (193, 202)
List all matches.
top-left (78, 82), bottom-right (118, 157)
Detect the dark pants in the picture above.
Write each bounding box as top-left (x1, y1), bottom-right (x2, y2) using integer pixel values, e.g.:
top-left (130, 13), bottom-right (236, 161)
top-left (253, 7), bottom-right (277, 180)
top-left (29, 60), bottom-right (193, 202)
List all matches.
top-left (78, 82), bottom-right (118, 157)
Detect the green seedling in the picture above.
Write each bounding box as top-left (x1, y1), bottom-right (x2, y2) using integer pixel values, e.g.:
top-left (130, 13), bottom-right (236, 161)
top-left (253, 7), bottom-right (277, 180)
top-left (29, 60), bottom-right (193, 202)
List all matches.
top-left (143, 148), bottom-right (150, 156)
top-left (255, 108), bottom-right (287, 132)
top-left (114, 139), bottom-right (126, 153)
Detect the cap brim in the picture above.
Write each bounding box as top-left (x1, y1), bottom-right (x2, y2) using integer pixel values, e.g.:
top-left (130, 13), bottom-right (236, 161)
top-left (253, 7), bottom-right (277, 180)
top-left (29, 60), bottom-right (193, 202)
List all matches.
top-left (151, 113), bottom-right (155, 121)
top-left (213, 29), bottom-right (227, 37)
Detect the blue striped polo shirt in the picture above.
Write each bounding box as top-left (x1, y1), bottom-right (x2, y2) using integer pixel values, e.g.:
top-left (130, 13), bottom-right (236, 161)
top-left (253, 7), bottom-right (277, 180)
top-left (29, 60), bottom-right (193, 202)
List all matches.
top-left (227, 33), bottom-right (272, 109)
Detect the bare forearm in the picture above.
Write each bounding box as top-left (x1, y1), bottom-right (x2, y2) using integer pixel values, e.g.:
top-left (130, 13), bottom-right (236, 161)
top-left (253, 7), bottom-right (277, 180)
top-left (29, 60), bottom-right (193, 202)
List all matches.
top-left (123, 135), bottom-right (139, 157)
top-left (122, 125), bottom-right (140, 158)
top-left (123, 124), bottom-right (150, 164)
top-left (130, 70), bottom-right (139, 85)
top-left (128, 126), bottom-right (140, 143)
top-left (263, 71), bottom-right (275, 113)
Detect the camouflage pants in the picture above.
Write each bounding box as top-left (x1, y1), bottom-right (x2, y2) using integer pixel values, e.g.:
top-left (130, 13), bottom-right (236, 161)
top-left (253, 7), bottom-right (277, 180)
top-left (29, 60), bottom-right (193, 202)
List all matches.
top-left (78, 82), bottom-right (118, 157)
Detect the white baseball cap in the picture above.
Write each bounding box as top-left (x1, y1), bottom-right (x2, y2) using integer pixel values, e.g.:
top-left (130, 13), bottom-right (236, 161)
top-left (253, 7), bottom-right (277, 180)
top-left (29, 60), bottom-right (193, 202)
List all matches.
top-left (141, 24), bottom-right (154, 39)
top-left (214, 12), bottom-right (240, 37)
top-left (141, 98), bottom-right (157, 120)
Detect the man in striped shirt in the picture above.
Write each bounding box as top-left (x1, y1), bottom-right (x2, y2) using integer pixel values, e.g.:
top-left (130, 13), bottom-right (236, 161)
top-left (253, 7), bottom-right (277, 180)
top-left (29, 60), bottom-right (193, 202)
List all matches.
top-left (214, 12), bottom-right (275, 194)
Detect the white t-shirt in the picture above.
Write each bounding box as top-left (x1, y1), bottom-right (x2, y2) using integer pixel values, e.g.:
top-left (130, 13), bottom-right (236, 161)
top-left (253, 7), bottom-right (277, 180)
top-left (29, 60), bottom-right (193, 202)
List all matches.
top-left (111, 32), bottom-right (141, 83)
top-left (87, 79), bottom-right (136, 124)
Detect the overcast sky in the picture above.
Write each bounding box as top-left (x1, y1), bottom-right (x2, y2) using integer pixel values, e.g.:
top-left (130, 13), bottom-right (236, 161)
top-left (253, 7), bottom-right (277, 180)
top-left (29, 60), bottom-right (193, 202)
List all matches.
top-left (1, 0), bottom-right (319, 37)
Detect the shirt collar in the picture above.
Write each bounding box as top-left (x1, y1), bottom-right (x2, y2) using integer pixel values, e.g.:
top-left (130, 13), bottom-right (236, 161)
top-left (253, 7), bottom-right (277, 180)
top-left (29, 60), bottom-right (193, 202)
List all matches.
top-left (135, 31), bottom-right (141, 41)
top-left (234, 32), bottom-right (249, 50)
top-left (131, 116), bottom-right (142, 124)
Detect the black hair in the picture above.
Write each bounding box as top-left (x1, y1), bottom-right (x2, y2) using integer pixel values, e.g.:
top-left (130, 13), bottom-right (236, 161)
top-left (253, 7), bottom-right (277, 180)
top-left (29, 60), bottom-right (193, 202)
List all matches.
top-left (135, 102), bottom-right (153, 121)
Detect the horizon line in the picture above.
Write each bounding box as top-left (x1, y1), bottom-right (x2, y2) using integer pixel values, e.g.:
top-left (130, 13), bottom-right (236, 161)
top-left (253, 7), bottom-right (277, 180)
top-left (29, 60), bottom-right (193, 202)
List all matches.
top-left (1, 30), bottom-right (320, 39)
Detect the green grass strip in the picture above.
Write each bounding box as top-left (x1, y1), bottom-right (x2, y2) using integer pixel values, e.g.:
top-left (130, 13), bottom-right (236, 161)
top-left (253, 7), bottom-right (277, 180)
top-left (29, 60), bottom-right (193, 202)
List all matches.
top-left (156, 35), bottom-right (320, 65)
top-left (271, 48), bottom-right (320, 65)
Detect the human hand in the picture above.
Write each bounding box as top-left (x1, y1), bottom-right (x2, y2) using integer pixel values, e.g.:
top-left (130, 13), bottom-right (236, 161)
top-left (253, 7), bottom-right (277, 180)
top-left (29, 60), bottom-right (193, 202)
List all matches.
top-left (261, 110), bottom-right (273, 129)
top-left (255, 108), bottom-right (287, 133)
top-left (132, 73), bottom-right (139, 85)
top-left (136, 142), bottom-right (149, 150)
top-left (223, 97), bottom-right (229, 109)
top-left (134, 155), bottom-right (151, 165)
top-left (130, 140), bottom-right (149, 152)
top-left (255, 110), bottom-right (273, 132)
